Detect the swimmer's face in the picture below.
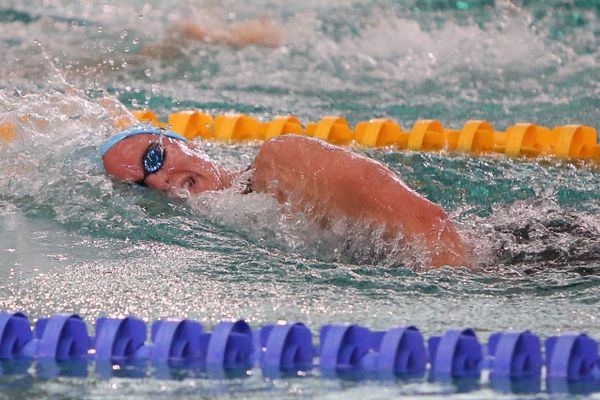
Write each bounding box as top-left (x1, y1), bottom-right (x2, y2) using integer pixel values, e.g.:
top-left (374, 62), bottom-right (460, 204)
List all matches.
top-left (102, 134), bottom-right (231, 196)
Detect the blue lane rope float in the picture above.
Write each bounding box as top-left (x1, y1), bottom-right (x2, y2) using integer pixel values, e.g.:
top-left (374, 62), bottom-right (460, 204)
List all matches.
top-left (257, 322), bottom-right (314, 372)
top-left (483, 330), bottom-right (542, 379)
top-left (428, 328), bottom-right (482, 378)
top-left (1, 311), bottom-right (600, 394)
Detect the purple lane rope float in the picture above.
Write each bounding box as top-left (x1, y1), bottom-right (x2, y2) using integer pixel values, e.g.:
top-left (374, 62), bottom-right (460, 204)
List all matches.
top-left (1, 311), bottom-right (599, 394)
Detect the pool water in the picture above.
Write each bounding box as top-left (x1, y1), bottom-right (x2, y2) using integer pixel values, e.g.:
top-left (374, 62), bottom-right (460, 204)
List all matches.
top-left (0, 0), bottom-right (599, 398)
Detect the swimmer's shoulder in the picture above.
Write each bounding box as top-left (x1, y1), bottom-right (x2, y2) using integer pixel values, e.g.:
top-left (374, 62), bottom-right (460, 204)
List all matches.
top-left (253, 135), bottom-right (340, 180)
top-left (259, 134), bottom-right (340, 160)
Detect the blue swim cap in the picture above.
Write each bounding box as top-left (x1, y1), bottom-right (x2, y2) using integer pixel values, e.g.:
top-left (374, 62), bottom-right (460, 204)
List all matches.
top-left (100, 126), bottom-right (189, 158)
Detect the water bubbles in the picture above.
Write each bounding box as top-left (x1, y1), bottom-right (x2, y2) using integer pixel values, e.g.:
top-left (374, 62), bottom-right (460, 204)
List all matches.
top-left (97, 26), bottom-right (103, 33)
top-left (120, 30), bottom-right (128, 40)
top-left (151, 84), bottom-right (161, 95)
top-left (144, 69), bottom-right (152, 77)
top-left (132, 38), bottom-right (139, 45)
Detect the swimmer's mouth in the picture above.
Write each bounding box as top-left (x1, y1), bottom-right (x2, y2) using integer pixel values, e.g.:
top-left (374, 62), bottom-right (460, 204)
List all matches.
top-left (165, 175), bottom-right (198, 198)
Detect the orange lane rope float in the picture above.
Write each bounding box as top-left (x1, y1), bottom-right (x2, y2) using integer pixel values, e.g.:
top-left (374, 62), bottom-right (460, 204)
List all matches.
top-left (130, 110), bottom-right (600, 162)
top-left (1, 111), bottom-right (598, 162)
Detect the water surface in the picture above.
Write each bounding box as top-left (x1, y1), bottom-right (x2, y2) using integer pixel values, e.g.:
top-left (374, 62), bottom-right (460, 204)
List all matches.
top-left (0, 0), bottom-right (599, 398)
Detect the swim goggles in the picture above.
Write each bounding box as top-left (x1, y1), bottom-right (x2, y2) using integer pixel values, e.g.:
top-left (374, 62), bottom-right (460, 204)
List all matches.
top-left (137, 140), bottom-right (166, 186)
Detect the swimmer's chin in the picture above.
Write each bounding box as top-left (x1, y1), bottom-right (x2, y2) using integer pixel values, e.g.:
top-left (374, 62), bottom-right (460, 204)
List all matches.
top-left (167, 189), bottom-right (192, 199)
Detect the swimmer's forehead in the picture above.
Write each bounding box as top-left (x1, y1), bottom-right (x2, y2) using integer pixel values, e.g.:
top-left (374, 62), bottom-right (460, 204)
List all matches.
top-left (100, 128), bottom-right (188, 157)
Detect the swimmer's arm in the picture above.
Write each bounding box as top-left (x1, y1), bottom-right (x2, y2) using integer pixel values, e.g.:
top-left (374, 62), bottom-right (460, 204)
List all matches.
top-left (251, 135), bottom-right (468, 267)
top-left (61, 81), bottom-right (136, 130)
top-left (173, 18), bottom-right (281, 48)
top-left (97, 97), bottom-right (138, 130)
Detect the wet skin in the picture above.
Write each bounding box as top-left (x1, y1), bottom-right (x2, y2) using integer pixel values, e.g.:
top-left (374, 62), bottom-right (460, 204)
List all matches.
top-left (102, 134), bottom-right (469, 268)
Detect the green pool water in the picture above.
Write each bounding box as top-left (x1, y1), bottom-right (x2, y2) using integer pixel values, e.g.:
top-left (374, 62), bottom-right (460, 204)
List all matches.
top-left (0, 0), bottom-right (599, 398)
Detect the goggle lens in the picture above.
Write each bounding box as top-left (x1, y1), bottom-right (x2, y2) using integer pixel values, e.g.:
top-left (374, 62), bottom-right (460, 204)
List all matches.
top-left (136, 141), bottom-right (166, 187)
top-left (142, 142), bottom-right (165, 174)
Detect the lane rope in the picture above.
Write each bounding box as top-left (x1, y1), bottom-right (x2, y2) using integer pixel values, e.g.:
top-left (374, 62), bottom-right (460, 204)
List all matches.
top-left (1, 110), bottom-right (597, 163)
top-left (1, 310), bottom-right (599, 393)
top-left (132, 110), bottom-right (600, 161)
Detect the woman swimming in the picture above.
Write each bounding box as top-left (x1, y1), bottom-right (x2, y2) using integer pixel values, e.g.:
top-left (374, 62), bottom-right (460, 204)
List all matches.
top-left (101, 126), bottom-right (469, 268)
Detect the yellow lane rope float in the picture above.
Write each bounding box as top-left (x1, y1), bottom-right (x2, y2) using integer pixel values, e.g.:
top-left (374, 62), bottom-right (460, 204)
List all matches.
top-left (131, 110), bottom-right (600, 162)
top-left (1, 110), bottom-right (598, 162)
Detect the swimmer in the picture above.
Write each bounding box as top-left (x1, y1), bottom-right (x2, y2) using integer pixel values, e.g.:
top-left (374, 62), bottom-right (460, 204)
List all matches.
top-left (101, 127), bottom-right (470, 268)
top-left (70, 15), bottom-right (281, 74)
top-left (137, 17), bottom-right (282, 59)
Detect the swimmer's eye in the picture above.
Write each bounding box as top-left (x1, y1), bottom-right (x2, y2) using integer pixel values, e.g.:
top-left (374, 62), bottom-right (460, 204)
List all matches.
top-left (185, 177), bottom-right (196, 190)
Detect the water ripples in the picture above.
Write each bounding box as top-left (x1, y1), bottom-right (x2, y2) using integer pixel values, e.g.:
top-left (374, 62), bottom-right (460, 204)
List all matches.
top-left (0, 1), bottom-right (599, 397)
